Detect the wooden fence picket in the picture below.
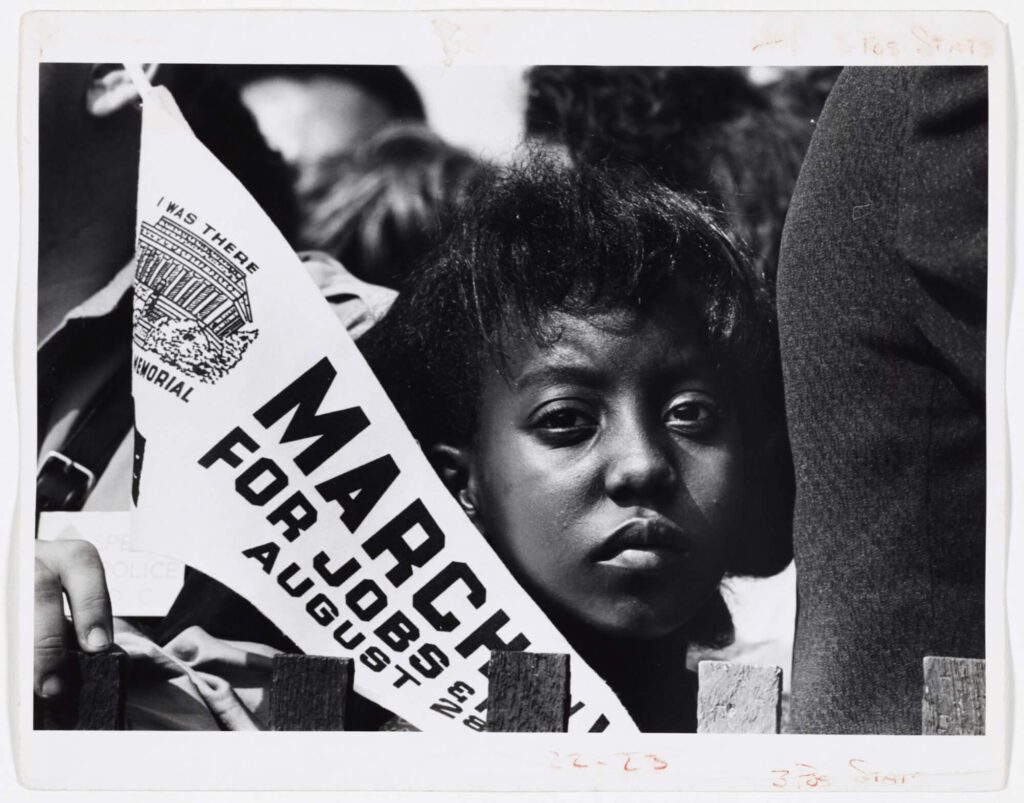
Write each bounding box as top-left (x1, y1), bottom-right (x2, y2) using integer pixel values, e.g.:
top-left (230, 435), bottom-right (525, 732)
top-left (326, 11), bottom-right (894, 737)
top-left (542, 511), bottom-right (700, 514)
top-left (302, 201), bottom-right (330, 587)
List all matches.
top-left (269, 654), bottom-right (353, 731)
top-left (696, 660), bottom-right (782, 734)
top-left (922, 656), bottom-right (986, 736)
top-left (34, 649), bottom-right (128, 730)
top-left (35, 650), bottom-right (985, 736)
top-left (486, 651), bottom-right (570, 732)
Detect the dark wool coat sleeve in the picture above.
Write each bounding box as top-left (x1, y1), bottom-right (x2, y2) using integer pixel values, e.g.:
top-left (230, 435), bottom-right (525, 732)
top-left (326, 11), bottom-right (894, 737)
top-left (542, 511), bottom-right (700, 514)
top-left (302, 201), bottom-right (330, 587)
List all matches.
top-left (777, 67), bottom-right (987, 734)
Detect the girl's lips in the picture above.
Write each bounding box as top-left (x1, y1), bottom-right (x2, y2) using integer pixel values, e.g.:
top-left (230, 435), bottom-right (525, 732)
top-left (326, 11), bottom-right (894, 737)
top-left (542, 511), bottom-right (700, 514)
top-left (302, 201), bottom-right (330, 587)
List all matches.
top-left (599, 546), bottom-right (687, 571)
top-left (592, 517), bottom-right (690, 570)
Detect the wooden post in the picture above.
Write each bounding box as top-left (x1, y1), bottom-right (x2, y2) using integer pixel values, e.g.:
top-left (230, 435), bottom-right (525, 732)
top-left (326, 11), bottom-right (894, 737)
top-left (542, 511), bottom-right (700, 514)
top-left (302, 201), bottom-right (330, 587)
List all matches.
top-left (35, 650), bottom-right (128, 730)
top-left (487, 651), bottom-right (570, 732)
top-left (922, 656), bottom-right (985, 735)
top-left (697, 660), bottom-right (782, 734)
top-left (269, 654), bottom-right (352, 731)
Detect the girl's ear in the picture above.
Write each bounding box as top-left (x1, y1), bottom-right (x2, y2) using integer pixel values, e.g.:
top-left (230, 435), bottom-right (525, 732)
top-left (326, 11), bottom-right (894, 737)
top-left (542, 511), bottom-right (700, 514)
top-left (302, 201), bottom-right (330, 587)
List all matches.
top-left (429, 443), bottom-right (481, 524)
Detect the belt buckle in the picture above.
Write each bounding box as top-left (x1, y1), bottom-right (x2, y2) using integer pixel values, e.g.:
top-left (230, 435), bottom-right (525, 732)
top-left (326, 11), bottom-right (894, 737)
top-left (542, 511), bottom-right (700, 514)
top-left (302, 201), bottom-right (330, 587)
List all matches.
top-left (38, 451), bottom-right (97, 510)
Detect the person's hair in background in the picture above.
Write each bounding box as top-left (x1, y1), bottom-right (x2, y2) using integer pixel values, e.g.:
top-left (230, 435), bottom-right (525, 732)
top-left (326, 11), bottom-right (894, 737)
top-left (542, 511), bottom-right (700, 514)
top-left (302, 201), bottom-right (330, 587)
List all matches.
top-left (762, 66), bottom-right (844, 131)
top-left (359, 155), bottom-right (794, 731)
top-left (299, 123), bottom-right (482, 288)
top-left (523, 66), bottom-right (832, 293)
top-left (219, 65), bottom-right (426, 214)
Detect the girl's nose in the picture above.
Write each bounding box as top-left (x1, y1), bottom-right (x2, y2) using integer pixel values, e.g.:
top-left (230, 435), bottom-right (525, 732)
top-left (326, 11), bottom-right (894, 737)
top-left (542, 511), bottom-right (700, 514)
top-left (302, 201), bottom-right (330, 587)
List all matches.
top-left (603, 423), bottom-right (677, 503)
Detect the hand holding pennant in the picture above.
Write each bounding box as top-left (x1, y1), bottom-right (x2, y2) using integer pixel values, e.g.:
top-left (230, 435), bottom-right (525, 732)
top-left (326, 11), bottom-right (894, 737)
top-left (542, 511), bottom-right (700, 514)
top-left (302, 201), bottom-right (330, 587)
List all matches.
top-left (126, 69), bottom-right (637, 733)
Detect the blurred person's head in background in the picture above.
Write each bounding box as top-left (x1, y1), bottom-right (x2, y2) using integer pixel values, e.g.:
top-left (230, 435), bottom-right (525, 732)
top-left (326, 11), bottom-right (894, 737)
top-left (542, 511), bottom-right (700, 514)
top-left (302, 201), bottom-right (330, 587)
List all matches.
top-left (299, 122), bottom-right (482, 288)
top-left (761, 66), bottom-right (843, 128)
top-left (38, 63), bottom-right (297, 339)
top-left (523, 66), bottom-right (835, 292)
top-left (222, 65), bottom-right (426, 207)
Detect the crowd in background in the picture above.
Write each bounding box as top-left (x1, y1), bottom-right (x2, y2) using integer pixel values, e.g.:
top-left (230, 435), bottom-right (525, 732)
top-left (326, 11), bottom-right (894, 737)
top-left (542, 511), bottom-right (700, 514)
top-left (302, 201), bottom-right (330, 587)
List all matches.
top-left (215, 64), bottom-right (838, 292)
top-left (35, 63), bottom-right (987, 735)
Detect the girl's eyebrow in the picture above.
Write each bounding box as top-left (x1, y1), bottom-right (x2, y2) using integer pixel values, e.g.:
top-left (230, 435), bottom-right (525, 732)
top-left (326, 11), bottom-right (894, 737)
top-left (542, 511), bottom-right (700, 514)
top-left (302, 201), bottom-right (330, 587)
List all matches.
top-left (512, 363), bottom-right (606, 392)
top-left (512, 350), bottom-right (717, 392)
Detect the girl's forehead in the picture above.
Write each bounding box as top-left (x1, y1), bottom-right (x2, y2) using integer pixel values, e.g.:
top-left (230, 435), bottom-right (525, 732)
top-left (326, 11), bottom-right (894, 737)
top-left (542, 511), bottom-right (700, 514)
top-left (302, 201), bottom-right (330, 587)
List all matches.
top-left (500, 307), bottom-right (715, 385)
top-left (542, 304), bottom-right (707, 348)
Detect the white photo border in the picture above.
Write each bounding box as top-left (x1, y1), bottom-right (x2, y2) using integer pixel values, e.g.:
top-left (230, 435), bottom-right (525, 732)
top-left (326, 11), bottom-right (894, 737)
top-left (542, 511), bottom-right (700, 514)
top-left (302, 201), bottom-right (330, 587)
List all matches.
top-left (12, 6), bottom-right (1010, 793)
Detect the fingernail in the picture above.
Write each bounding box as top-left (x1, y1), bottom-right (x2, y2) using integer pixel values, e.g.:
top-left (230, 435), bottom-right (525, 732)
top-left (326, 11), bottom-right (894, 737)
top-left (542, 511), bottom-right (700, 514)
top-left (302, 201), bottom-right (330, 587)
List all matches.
top-left (39, 675), bottom-right (62, 697)
top-left (86, 627), bottom-right (110, 650)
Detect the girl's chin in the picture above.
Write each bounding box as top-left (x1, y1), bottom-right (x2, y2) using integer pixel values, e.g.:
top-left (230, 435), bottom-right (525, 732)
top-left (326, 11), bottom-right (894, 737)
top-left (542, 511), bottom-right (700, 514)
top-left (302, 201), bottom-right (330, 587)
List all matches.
top-left (557, 602), bottom-right (693, 642)
top-left (589, 616), bottom-right (690, 641)
top-left (527, 583), bottom-right (694, 643)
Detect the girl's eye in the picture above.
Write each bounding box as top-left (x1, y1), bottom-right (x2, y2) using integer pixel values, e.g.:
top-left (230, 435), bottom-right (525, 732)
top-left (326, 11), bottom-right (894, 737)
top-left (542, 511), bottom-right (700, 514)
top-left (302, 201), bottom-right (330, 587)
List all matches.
top-left (530, 405), bottom-right (597, 443)
top-left (664, 395), bottom-right (722, 437)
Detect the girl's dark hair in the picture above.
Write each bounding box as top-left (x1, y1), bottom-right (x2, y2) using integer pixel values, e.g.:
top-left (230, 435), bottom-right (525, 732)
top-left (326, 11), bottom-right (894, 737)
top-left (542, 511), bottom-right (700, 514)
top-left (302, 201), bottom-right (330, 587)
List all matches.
top-left (360, 156), bottom-right (793, 632)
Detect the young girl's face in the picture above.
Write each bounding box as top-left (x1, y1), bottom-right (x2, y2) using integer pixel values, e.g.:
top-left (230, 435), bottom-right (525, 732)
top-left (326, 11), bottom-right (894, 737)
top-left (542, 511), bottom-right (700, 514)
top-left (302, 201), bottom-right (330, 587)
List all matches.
top-left (459, 299), bottom-right (745, 639)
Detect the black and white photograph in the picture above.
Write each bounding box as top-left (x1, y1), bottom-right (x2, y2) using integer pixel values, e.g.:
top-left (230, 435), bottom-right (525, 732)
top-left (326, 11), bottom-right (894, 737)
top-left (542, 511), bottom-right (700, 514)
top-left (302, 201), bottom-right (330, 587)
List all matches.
top-left (7, 6), bottom-right (1014, 796)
